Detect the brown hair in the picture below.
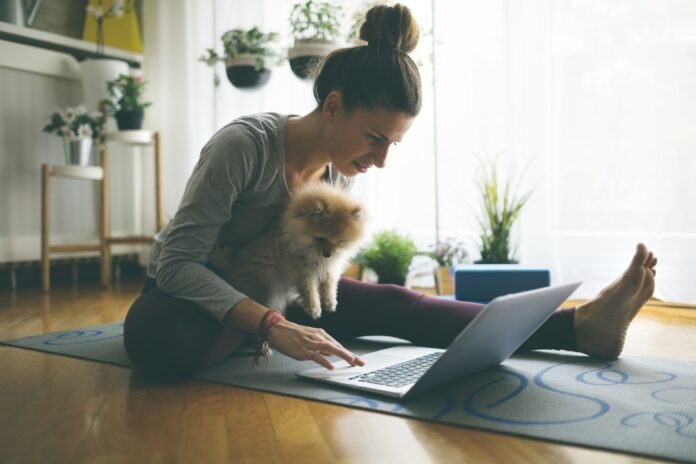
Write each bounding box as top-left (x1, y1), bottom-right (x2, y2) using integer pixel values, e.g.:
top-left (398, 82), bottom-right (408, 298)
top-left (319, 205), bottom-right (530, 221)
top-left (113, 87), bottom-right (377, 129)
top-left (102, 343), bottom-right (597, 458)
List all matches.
top-left (312, 3), bottom-right (422, 116)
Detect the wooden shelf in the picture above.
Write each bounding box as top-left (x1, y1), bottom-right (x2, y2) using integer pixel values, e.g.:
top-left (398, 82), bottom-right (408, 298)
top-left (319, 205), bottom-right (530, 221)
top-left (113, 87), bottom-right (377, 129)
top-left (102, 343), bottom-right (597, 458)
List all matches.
top-left (104, 130), bottom-right (155, 145)
top-left (0, 22), bottom-right (142, 67)
top-left (46, 164), bottom-right (104, 181)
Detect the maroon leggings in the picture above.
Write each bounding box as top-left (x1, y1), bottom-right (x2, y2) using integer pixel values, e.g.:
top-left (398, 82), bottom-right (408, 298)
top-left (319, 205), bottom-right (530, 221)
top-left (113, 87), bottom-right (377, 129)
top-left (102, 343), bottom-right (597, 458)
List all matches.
top-left (123, 278), bottom-right (577, 379)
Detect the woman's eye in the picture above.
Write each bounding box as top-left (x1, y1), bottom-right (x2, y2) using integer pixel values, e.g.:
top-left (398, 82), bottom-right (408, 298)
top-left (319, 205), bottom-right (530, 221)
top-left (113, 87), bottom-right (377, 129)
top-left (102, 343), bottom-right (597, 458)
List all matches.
top-left (368, 134), bottom-right (381, 143)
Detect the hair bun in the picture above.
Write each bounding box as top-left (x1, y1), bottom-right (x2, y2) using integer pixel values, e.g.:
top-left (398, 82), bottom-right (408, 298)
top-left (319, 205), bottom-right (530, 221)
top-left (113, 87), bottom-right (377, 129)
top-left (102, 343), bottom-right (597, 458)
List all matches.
top-left (358, 3), bottom-right (419, 54)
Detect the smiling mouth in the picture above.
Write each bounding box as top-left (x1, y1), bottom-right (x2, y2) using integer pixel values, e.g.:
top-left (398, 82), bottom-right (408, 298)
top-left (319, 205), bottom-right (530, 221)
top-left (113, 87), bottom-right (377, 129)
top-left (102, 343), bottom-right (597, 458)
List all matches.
top-left (353, 160), bottom-right (370, 173)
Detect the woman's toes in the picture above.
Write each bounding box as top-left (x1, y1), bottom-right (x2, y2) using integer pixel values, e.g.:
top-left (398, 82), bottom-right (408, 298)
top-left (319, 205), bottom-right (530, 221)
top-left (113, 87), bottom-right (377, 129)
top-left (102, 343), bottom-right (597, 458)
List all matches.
top-left (631, 243), bottom-right (649, 268)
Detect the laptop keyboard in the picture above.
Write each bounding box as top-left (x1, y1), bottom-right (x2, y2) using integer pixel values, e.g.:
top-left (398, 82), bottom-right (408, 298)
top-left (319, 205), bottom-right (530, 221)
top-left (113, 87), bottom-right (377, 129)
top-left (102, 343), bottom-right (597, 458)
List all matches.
top-left (348, 352), bottom-right (443, 388)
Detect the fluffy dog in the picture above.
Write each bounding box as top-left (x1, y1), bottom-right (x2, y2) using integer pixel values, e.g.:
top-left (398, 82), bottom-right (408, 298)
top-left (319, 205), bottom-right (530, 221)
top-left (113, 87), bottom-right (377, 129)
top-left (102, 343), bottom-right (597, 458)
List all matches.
top-left (209, 182), bottom-right (366, 319)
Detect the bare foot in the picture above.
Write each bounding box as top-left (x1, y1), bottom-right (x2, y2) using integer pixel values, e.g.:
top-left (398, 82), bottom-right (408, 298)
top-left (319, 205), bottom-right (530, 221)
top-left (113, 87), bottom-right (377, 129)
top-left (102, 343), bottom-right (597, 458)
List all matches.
top-left (574, 243), bottom-right (657, 359)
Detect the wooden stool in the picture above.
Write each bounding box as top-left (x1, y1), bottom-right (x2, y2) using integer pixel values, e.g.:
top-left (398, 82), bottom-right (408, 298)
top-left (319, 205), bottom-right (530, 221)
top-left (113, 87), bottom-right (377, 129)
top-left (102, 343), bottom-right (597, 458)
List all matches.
top-left (41, 164), bottom-right (106, 292)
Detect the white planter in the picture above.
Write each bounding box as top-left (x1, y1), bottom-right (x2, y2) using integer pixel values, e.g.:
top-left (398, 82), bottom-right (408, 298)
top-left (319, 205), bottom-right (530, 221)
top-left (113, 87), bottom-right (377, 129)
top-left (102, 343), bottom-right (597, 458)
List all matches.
top-left (79, 58), bottom-right (129, 112)
top-left (62, 137), bottom-right (93, 166)
top-left (288, 39), bottom-right (342, 79)
top-left (226, 53), bottom-right (263, 68)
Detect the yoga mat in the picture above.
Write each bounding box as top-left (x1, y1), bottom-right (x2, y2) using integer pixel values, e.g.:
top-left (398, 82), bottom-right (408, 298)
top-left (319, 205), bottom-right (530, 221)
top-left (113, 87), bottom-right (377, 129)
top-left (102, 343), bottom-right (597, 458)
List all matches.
top-left (3, 322), bottom-right (696, 463)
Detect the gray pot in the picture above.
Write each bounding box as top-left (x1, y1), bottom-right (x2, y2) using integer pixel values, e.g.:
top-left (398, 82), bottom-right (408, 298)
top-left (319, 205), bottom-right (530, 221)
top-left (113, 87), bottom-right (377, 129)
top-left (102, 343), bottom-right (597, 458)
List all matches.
top-left (62, 137), bottom-right (93, 166)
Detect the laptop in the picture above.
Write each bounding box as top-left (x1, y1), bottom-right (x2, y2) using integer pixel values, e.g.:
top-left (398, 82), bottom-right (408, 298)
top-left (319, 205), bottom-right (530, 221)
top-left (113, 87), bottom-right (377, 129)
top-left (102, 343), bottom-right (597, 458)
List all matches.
top-left (296, 282), bottom-right (581, 398)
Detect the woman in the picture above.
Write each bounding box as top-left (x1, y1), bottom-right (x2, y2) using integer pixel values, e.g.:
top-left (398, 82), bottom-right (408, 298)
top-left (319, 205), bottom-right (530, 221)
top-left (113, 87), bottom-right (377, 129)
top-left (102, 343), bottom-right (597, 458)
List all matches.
top-left (123, 4), bottom-right (657, 379)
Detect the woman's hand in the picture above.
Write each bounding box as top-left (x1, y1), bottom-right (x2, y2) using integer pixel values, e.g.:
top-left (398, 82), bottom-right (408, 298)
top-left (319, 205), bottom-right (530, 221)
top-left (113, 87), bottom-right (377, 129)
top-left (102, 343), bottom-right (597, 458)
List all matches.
top-left (267, 319), bottom-right (365, 370)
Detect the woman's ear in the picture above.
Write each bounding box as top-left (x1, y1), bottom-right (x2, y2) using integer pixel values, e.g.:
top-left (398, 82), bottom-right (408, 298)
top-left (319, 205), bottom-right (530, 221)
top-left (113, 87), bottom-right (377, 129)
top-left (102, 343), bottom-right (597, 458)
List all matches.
top-left (323, 91), bottom-right (342, 117)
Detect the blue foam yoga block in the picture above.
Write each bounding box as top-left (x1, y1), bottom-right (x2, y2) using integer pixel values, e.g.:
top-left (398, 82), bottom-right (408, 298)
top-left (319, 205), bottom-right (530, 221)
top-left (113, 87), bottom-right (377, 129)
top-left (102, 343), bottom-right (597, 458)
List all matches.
top-left (454, 265), bottom-right (551, 304)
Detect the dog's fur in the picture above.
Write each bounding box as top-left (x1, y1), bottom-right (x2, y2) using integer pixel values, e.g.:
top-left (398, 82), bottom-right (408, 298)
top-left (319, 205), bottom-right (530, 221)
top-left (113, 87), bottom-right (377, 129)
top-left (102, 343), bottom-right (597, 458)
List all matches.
top-left (209, 182), bottom-right (366, 319)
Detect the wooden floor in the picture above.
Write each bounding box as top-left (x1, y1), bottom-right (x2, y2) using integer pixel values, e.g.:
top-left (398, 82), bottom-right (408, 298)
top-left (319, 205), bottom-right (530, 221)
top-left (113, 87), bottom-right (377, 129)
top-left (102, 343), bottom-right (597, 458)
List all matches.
top-left (1, 279), bottom-right (694, 464)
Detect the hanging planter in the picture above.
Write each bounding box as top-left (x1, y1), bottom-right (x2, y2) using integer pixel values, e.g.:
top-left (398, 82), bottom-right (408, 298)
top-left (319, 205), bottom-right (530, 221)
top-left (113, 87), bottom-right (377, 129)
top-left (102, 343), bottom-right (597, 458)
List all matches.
top-left (225, 54), bottom-right (272, 89)
top-left (200, 27), bottom-right (280, 89)
top-left (288, 0), bottom-right (344, 80)
top-left (287, 39), bottom-right (340, 80)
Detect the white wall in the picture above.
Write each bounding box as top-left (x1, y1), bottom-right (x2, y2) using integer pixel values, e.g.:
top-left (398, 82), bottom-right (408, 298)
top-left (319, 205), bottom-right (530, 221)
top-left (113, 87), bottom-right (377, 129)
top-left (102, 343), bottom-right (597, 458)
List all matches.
top-left (0, 40), bottom-right (150, 263)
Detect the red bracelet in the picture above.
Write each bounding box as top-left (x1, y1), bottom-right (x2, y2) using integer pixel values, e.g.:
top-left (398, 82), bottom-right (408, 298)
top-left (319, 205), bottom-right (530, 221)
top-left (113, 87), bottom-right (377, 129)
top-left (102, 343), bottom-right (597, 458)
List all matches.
top-left (252, 309), bottom-right (284, 367)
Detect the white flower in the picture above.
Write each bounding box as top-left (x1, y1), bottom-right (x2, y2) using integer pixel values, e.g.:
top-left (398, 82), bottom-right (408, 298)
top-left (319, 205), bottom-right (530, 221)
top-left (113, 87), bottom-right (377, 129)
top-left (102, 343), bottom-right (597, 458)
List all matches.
top-left (77, 124), bottom-right (93, 139)
top-left (75, 105), bottom-right (86, 115)
top-left (92, 111), bottom-right (103, 120)
top-left (60, 126), bottom-right (71, 137)
top-left (64, 107), bottom-right (76, 124)
top-left (86, 5), bottom-right (104, 19)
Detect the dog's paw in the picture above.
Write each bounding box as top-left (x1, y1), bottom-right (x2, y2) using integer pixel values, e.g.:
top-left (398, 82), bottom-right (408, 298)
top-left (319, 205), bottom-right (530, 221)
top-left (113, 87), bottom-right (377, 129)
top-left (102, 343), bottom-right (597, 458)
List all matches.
top-left (305, 304), bottom-right (322, 320)
top-left (321, 296), bottom-right (337, 313)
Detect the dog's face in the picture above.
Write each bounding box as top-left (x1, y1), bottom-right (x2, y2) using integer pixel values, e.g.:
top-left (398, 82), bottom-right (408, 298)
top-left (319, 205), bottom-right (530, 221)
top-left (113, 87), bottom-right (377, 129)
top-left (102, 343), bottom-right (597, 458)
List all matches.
top-left (284, 183), bottom-right (365, 258)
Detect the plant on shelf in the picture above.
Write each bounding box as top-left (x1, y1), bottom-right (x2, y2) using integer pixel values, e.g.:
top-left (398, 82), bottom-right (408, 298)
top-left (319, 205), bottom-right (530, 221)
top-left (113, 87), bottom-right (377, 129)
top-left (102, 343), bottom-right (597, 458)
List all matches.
top-left (429, 236), bottom-right (469, 295)
top-left (43, 106), bottom-right (105, 166)
top-left (104, 73), bottom-right (151, 131)
top-left (200, 27), bottom-right (280, 89)
top-left (288, 0), bottom-right (344, 79)
top-left (356, 230), bottom-right (417, 286)
top-left (475, 157), bottom-right (534, 264)
top-left (85, 0), bottom-right (134, 55)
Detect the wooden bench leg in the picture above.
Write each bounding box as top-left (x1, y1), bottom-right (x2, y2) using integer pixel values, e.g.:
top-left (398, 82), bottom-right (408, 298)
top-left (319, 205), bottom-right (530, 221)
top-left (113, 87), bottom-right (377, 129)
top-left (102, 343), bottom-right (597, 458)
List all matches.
top-left (41, 164), bottom-right (50, 292)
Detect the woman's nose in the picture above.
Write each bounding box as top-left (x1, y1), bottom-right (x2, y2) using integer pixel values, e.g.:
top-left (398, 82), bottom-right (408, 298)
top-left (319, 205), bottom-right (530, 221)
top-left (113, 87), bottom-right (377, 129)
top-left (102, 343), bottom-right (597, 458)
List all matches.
top-left (372, 146), bottom-right (389, 168)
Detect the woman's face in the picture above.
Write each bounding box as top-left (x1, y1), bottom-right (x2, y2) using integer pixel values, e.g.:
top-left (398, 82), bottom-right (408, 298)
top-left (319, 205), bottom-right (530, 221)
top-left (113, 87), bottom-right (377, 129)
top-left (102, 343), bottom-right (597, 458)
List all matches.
top-left (323, 94), bottom-right (414, 177)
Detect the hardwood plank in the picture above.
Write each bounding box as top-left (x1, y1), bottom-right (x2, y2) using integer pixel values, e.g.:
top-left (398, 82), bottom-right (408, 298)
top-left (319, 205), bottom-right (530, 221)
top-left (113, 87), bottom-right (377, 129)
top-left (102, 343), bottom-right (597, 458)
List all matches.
top-left (265, 392), bottom-right (336, 463)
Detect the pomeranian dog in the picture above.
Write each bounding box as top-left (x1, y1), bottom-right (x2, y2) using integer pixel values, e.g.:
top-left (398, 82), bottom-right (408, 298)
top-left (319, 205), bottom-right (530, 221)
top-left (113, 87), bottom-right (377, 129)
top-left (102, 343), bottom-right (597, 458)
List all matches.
top-left (209, 182), bottom-right (366, 319)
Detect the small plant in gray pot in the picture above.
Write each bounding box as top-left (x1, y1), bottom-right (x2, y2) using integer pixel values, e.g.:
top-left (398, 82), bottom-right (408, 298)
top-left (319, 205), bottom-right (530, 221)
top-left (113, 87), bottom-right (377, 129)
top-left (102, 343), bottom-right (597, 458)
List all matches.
top-left (355, 230), bottom-right (417, 286)
top-left (288, 0), bottom-right (343, 80)
top-left (200, 27), bottom-right (280, 89)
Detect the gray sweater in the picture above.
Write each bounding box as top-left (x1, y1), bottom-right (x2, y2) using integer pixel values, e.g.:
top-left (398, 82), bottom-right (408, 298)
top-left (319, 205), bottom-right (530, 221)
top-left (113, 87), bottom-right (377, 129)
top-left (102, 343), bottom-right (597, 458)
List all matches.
top-left (147, 113), bottom-right (352, 323)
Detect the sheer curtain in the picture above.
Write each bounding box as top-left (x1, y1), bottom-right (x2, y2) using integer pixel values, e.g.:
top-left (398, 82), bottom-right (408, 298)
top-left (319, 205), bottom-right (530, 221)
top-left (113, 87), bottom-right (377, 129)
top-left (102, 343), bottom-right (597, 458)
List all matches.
top-left (433, 0), bottom-right (696, 303)
top-left (142, 0), bottom-right (696, 304)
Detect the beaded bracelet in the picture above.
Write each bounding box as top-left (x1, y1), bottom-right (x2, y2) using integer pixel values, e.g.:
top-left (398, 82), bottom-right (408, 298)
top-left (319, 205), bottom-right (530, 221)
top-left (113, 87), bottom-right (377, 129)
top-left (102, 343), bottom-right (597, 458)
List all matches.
top-left (252, 309), bottom-right (284, 367)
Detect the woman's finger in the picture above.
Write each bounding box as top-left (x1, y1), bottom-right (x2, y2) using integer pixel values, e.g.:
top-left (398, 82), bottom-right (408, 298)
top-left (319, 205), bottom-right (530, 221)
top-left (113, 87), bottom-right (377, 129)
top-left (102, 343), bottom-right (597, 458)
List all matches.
top-left (312, 340), bottom-right (365, 367)
top-left (310, 351), bottom-right (334, 370)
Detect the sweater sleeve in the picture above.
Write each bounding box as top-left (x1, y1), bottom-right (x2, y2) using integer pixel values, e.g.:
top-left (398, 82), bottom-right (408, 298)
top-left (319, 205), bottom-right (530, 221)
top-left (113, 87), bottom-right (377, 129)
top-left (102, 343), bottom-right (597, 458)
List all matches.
top-left (154, 125), bottom-right (258, 323)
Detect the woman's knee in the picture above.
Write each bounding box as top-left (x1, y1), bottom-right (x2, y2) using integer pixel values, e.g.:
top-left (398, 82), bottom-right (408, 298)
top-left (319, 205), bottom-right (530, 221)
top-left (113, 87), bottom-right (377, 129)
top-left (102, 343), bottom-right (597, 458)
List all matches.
top-left (123, 290), bottom-right (227, 380)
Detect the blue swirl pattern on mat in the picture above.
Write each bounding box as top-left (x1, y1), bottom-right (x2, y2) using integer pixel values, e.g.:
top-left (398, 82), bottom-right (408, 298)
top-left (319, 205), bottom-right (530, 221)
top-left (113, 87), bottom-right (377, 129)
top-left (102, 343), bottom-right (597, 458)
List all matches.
top-left (42, 324), bottom-right (123, 345)
top-left (621, 412), bottom-right (696, 439)
top-left (576, 363), bottom-right (676, 385)
top-left (463, 362), bottom-right (612, 425)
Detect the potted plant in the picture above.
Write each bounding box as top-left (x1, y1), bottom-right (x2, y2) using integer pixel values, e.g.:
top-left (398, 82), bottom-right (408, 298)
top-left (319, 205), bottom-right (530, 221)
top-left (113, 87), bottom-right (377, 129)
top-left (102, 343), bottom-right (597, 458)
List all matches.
top-left (454, 158), bottom-right (549, 303)
top-left (43, 106), bottom-right (105, 166)
top-left (199, 27), bottom-right (280, 89)
top-left (474, 158), bottom-right (533, 264)
top-left (288, 0), bottom-right (343, 79)
top-left (356, 230), bottom-right (417, 286)
top-left (429, 237), bottom-right (468, 295)
top-left (104, 73), bottom-right (151, 130)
